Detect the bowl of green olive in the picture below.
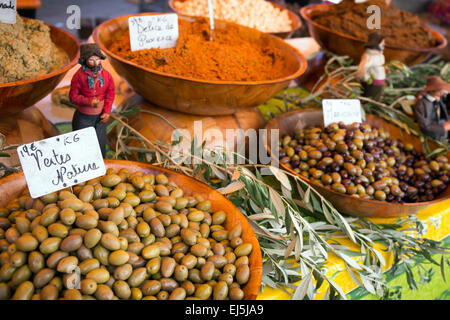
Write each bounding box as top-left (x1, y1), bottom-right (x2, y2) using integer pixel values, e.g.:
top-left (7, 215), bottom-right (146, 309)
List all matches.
top-left (0, 160), bottom-right (262, 300)
top-left (265, 109), bottom-right (450, 218)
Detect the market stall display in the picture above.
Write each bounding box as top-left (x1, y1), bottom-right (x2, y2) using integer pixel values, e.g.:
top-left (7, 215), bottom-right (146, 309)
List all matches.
top-left (93, 13), bottom-right (306, 116)
top-left (0, 0), bottom-right (449, 303)
top-left (265, 109), bottom-right (450, 217)
top-left (169, 0), bottom-right (302, 38)
top-left (0, 160), bottom-right (262, 300)
top-left (300, 1), bottom-right (447, 65)
top-left (0, 16), bottom-right (79, 115)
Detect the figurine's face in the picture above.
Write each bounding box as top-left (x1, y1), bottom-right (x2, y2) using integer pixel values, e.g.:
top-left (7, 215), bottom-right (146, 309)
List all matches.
top-left (435, 90), bottom-right (448, 99)
top-left (86, 55), bottom-right (101, 68)
top-left (429, 89), bottom-right (447, 100)
top-left (379, 39), bottom-right (385, 50)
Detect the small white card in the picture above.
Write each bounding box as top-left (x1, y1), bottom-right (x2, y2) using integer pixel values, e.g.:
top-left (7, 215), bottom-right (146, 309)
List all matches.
top-left (128, 14), bottom-right (179, 51)
top-left (322, 99), bottom-right (363, 127)
top-left (17, 127), bottom-right (106, 199)
top-left (0, 0), bottom-right (16, 24)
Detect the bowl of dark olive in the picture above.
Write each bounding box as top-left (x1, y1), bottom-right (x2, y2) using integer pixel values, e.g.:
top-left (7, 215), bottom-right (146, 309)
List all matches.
top-left (265, 109), bottom-right (450, 218)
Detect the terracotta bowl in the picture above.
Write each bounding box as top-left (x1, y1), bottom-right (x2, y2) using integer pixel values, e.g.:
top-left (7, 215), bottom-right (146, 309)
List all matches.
top-left (265, 109), bottom-right (450, 218)
top-left (168, 0), bottom-right (302, 39)
top-left (92, 13), bottom-right (307, 116)
top-left (0, 159), bottom-right (263, 299)
top-left (300, 4), bottom-right (448, 66)
top-left (0, 20), bottom-right (80, 116)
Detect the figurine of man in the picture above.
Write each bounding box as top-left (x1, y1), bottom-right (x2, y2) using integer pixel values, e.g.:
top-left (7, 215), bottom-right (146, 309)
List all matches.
top-left (414, 76), bottom-right (450, 141)
top-left (356, 32), bottom-right (388, 101)
top-left (69, 43), bottom-right (115, 158)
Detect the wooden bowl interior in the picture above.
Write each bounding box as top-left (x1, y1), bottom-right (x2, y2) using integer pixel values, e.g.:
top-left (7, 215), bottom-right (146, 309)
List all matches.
top-left (265, 109), bottom-right (450, 217)
top-left (0, 159), bottom-right (262, 300)
top-left (300, 4), bottom-right (447, 52)
top-left (94, 13), bottom-right (304, 84)
top-left (169, 0), bottom-right (302, 38)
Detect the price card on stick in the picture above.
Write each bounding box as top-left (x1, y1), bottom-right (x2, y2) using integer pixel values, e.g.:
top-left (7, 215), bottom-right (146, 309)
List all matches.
top-left (322, 99), bottom-right (363, 127)
top-left (128, 14), bottom-right (179, 51)
top-left (17, 127), bottom-right (106, 199)
top-left (0, 0), bottom-right (16, 24)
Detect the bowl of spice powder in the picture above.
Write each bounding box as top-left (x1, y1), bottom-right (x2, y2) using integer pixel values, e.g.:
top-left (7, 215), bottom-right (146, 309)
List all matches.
top-left (301, 0), bottom-right (447, 66)
top-left (0, 15), bottom-right (80, 115)
top-left (93, 14), bottom-right (306, 116)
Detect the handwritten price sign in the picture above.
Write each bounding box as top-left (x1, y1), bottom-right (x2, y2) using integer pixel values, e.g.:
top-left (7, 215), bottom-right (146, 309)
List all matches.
top-left (322, 99), bottom-right (363, 127)
top-left (128, 14), bottom-right (179, 51)
top-left (17, 127), bottom-right (106, 199)
top-left (0, 0), bottom-right (16, 24)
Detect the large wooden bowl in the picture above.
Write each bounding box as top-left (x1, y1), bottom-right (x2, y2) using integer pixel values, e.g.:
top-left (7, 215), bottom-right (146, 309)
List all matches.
top-left (300, 4), bottom-right (448, 66)
top-left (168, 0), bottom-right (302, 39)
top-left (265, 109), bottom-right (450, 218)
top-left (0, 159), bottom-right (263, 300)
top-left (92, 13), bottom-right (307, 116)
top-left (0, 20), bottom-right (80, 116)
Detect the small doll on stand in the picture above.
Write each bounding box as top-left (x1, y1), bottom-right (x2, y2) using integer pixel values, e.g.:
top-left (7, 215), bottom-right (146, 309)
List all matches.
top-left (69, 43), bottom-right (115, 158)
top-left (414, 76), bottom-right (450, 142)
top-left (356, 32), bottom-right (388, 101)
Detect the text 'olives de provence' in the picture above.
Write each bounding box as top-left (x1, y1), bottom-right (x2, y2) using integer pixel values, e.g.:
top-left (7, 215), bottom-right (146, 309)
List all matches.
top-left (0, 168), bottom-right (254, 300)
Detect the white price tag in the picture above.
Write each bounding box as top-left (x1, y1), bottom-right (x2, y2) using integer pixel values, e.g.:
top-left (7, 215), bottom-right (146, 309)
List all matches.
top-left (17, 127), bottom-right (106, 199)
top-left (322, 99), bottom-right (363, 127)
top-left (0, 0), bottom-right (16, 24)
top-left (128, 14), bottom-right (179, 51)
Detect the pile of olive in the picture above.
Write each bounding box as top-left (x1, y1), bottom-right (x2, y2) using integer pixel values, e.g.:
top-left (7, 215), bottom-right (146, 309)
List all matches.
top-left (279, 122), bottom-right (450, 203)
top-left (0, 168), bottom-right (253, 300)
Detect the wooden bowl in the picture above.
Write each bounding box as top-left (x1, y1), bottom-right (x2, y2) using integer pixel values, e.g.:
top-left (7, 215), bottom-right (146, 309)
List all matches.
top-left (92, 13), bottom-right (307, 116)
top-left (0, 159), bottom-right (263, 299)
top-left (300, 4), bottom-right (448, 66)
top-left (0, 20), bottom-right (80, 116)
top-left (265, 109), bottom-right (450, 218)
top-left (168, 0), bottom-right (302, 39)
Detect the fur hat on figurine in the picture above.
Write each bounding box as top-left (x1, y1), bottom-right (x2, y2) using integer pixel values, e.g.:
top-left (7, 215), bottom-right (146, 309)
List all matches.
top-left (365, 32), bottom-right (388, 50)
top-left (417, 76), bottom-right (450, 99)
top-left (79, 43), bottom-right (106, 65)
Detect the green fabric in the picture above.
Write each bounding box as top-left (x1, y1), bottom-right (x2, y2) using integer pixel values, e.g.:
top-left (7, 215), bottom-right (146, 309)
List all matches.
top-left (349, 237), bottom-right (450, 300)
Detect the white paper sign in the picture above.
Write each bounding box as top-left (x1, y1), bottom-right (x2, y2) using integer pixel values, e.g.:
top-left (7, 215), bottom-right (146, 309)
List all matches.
top-left (128, 14), bottom-right (179, 51)
top-left (17, 127), bottom-right (106, 199)
top-left (322, 99), bottom-right (363, 127)
top-left (0, 0), bottom-right (16, 24)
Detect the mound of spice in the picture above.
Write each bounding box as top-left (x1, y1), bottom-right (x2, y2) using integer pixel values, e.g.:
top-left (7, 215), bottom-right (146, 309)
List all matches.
top-left (310, 0), bottom-right (440, 49)
top-left (173, 0), bottom-right (293, 33)
top-left (0, 14), bottom-right (68, 84)
top-left (109, 18), bottom-right (289, 81)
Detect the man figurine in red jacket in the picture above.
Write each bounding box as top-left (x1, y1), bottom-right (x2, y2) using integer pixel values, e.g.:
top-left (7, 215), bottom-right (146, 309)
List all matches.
top-left (69, 43), bottom-right (115, 158)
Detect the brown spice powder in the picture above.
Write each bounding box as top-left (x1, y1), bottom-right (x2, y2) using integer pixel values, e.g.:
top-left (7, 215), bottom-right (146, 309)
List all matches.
top-left (310, 0), bottom-right (439, 49)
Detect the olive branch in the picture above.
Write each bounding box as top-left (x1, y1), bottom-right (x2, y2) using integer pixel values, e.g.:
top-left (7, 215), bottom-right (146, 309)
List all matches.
top-left (106, 98), bottom-right (449, 299)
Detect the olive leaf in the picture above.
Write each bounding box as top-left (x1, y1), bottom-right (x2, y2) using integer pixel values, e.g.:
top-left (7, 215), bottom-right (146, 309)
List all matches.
top-left (107, 71), bottom-right (450, 300)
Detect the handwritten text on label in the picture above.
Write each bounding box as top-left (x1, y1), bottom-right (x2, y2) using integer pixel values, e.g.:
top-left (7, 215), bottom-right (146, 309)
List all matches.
top-left (18, 127), bottom-right (106, 199)
top-left (128, 14), bottom-right (179, 51)
top-left (0, 0), bottom-right (16, 24)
